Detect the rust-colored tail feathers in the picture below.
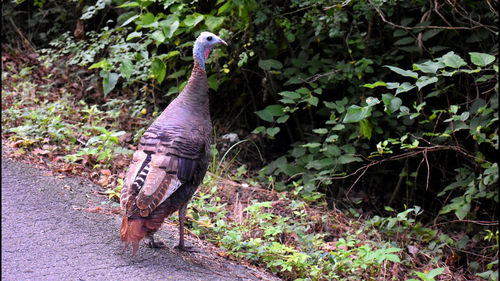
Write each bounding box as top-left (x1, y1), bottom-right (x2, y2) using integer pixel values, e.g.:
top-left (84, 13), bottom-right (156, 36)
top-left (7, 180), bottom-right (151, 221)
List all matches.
top-left (120, 217), bottom-right (147, 257)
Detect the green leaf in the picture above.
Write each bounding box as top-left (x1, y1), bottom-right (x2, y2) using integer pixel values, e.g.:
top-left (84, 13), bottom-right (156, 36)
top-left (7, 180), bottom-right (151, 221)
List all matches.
top-left (120, 14), bottom-right (140, 27)
top-left (120, 60), bottom-right (133, 79)
top-left (460, 111), bottom-right (470, 121)
top-left (151, 58), bottom-right (166, 84)
top-left (252, 126), bottom-right (266, 134)
top-left (394, 37), bottom-right (414, 46)
top-left (442, 51), bottom-right (467, 68)
top-left (413, 61), bottom-right (442, 74)
top-left (343, 105), bottom-right (372, 123)
top-left (306, 96), bottom-right (319, 106)
top-left (100, 70), bottom-right (119, 96)
top-left (359, 119), bottom-right (373, 139)
top-left (167, 69), bottom-right (186, 79)
top-left (160, 50), bottom-right (181, 60)
top-left (258, 59), bottom-right (283, 70)
top-left (89, 59), bottom-right (111, 70)
top-left (184, 13), bottom-right (204, 27)
top-left (337, 155), bottom-right (363, 164)
top-left (217, 0), bottom-right (232, 15)
top-left (312, 128), bottom-right (328, 135)
top-left (385, 65), bottom-right (418, 78)
top-left (139, 12), bottom-right (155, 25)
top-left (126, 31), bottom-right (142, 41)
top-left (266, 127), bottom-right (280, 138)
top-left (205, 15), bottom-right (225, 31)
top-left (427, 267), bottom-right (445, 279)
top-left (160, 16), bottom-right (180, 38)
top-left (386, 82), bottom-right (400, 89)
top-left (265, 105), bottom-right (284, 116)
top-left (382, 93), bottom-right (403, 114)
top-left (255, 109), bottom-right (273, 122)
top-left (118, 2), bottom-right (140, 8)
top-left (396, 82), bottom-right (416, 94)
top-left (363, 81), bottom-right (386, 88)
top-left (276, 115), bottom-right (289, 123)
top-left (469, 52), bottom-right (495, 67)
top-left (150, 30), bottom-right (165, 47)
top-left (278, 91), bottom-right (301, 99)
top-left (455, 201), bottom-right (470, 220)
top-left (416, 76), bottom-right (438, 90)
top-left (302, 142), bottom-right (321, 148)
top-left (384, 254), bottom-right (401, 263)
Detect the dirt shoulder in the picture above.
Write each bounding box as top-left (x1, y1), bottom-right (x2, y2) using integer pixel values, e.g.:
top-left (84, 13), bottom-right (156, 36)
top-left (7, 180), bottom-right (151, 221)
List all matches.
top-left (1, 149), bottom-right (279, 281)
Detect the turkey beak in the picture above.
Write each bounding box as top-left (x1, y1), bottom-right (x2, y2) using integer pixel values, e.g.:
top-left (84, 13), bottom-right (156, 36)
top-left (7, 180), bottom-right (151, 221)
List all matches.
top-left (218, 38), bottom-right (228, 46)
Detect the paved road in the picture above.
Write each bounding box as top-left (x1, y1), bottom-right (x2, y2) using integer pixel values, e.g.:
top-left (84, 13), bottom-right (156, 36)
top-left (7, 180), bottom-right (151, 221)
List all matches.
top-left (1, 155), bottom-right (278, 281)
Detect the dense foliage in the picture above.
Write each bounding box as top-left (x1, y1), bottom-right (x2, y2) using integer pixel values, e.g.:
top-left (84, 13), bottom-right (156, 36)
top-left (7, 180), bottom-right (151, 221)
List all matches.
top-left (2, 0), bottom-right (498, 280)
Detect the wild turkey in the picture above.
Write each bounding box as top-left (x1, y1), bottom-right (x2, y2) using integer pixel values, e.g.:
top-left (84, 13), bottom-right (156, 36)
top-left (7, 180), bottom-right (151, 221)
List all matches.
top-left (120, 31), bottom-right (227, 256)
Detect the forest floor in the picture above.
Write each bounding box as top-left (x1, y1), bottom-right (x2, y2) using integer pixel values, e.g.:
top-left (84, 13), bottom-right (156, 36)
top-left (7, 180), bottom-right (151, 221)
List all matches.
top-left (1, 144), bottom-right (279, 281)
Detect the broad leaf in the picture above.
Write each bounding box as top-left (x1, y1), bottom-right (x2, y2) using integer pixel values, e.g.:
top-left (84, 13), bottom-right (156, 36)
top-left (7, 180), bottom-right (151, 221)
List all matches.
top-left (359, 119), bottom-right (373, 139)
top-left (120, 60), bottom-right (133, 79)
top-left (416, 76), bottom-right (438, 90)
top-left (343, 105), bottom-right (372, 123)
top-left (255, 104), bottom-right (284, 122)
top-left (184, 13), bottom-right (204, 27)
top-left (469, 52), bottom-right (495, 67)
top-left (160, 16), bottom-right (180, 38)
top-left (150, 30), bottom-right (165, 47)
top-left (151, 58), bottom-right (166, 84)
top-left (276, 115), bottom-right (289, 123)
top-left (337, 154), bottom-right (363, 164)
top-left (266, 127), bottom-right (280, 138)
top-left (413, 61), bottom-right (442, 74)
top-left (442, 51), bottom-right (467, 68)
top-left (120, 14), bottom-right (140, 27)
top-left (258, 59), bottom-right (283, 70)
top-left (382, 93), bottom-right (402, 114)
top-left (100, 70), bottom-right (119, 96)
top-left (89, 59), bottom-right (111, 70)
top-left (385, 65), bottom-right (418, 78)
top-left (396, 82), bottom-right (416, 94)
top-left (278, 91), bottom-right (301, 99)
top-left (205, 15), bottom-right (225, 31)
top-left (363, 81), bottom-right (386, 88)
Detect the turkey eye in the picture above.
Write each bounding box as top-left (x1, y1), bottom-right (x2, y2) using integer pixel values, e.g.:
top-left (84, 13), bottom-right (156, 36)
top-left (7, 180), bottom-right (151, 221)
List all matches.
top-left (207, 36), bottom-right (213, 41)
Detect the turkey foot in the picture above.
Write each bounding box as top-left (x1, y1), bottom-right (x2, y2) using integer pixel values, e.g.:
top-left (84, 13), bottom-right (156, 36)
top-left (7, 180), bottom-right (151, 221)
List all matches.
top-left (144, 234), bottom-right (166, 249)
top-left (174, 244), bottom-right (198, 252)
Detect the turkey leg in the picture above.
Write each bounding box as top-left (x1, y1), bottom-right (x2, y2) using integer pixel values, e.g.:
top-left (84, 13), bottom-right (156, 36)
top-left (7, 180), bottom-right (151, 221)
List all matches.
top-left (174, 202), bottom-right (197, 252)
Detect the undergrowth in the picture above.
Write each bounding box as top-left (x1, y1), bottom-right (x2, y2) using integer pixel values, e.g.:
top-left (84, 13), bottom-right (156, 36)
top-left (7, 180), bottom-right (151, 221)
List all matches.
top-left (2, 48), bottom-right (499, 281)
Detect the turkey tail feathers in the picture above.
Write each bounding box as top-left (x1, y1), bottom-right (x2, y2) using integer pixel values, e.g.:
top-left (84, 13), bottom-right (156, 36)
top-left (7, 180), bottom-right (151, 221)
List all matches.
top-left (120, 217), bottom-right (147, 257)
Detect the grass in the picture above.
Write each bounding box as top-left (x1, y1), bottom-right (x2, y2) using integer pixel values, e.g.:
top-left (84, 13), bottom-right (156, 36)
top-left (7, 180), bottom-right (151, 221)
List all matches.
top-left (2, 50), bottom-right (498, 281)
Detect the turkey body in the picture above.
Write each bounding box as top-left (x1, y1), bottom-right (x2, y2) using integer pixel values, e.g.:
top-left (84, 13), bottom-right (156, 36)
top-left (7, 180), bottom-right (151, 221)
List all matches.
top-left (120, 32), bottom-right (226, 256)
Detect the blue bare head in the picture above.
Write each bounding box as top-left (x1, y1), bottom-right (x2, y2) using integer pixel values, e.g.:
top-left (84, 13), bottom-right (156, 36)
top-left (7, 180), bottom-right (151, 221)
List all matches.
top-left (192, 31), bottom-right (227, 70)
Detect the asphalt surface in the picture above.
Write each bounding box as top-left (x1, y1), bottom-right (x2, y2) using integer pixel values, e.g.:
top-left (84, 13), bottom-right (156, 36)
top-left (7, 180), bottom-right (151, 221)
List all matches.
top-left (1, 154), bottom-right (279, 281)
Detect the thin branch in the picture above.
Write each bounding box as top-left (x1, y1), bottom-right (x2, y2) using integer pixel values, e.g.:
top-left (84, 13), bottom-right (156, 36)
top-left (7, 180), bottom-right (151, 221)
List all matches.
top-left (298, 69), bottom-right (340, 84)
top-left (329, 144), bottom-right (490, 197)
top-left (371, 2), bottom-right (497, 33)
top-left (431, 219), bottom-right (498, 227)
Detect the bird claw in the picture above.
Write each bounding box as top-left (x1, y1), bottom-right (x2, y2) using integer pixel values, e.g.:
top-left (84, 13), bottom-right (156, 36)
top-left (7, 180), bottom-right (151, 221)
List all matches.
top-left (174, 244), bottom-right (198, 252)
top-left (144, 238), bottom-right (167, 249)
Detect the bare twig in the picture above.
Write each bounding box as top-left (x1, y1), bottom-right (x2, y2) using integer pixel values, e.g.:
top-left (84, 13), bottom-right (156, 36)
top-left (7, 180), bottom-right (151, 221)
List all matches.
top-left (371, 2), bottom-right (497, 33)
top-left (298, 69), bottom-right (340, 84)
top-left (431, 219), bottom-right (499, 227)
top-left (329, 144), bottom-right (490, 197)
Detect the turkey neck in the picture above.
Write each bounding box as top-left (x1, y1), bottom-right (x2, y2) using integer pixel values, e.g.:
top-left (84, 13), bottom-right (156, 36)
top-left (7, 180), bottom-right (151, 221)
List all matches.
top-left (175, 62), bottom-right (210, 113)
